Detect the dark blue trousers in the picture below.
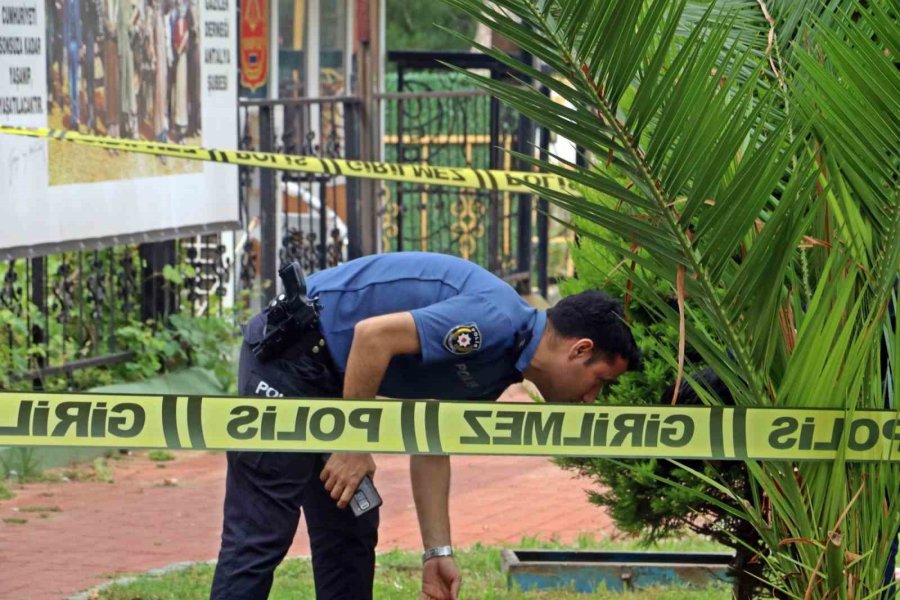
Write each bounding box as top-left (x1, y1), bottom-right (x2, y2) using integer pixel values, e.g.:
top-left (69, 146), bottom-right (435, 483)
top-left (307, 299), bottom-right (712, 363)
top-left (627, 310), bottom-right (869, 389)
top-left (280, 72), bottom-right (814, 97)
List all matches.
top-left (885, 531), bottom-right (898, 599)
top-left (210, 341), bottom-right (379, 599)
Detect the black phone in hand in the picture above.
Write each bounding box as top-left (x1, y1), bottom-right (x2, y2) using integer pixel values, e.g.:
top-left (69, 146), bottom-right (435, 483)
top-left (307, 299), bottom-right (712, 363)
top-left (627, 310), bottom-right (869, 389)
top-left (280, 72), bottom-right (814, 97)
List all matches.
top-left (349, 474), bottom-right (382, 517)
top-left (320, 454), bottom-right (383, 517)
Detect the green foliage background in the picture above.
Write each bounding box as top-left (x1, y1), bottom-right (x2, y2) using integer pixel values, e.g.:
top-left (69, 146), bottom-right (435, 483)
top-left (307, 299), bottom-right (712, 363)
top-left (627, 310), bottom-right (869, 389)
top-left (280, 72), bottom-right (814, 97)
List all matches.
top-left (386, 0), bottom-right (477, 51)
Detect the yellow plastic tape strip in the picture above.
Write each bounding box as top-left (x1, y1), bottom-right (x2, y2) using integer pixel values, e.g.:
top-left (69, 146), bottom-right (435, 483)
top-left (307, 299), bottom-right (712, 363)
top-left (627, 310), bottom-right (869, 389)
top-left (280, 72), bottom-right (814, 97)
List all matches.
top-left (1, 393), bottom-right (899, 462)
top-left (0, 125), bottom-right (577, 194)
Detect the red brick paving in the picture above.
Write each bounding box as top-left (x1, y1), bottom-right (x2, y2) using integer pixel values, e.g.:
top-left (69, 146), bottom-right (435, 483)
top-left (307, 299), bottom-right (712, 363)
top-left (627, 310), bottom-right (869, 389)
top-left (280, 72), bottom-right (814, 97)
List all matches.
top-left (0, 450), bottom-right (615, 599)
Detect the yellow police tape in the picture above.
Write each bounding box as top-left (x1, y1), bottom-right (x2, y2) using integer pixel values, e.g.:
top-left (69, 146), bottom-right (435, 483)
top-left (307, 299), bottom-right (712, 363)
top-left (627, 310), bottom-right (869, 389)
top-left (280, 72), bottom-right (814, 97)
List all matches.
top-left (1, 393), bottom-right (899, 462)
top-left (0, 125), bottom-right (576, 194)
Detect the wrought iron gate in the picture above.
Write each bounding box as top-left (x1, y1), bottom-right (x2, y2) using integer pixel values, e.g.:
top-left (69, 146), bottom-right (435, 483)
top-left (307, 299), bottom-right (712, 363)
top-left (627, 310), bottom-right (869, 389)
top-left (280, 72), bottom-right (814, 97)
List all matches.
top-left (380, 50), bottom-right (547, 291)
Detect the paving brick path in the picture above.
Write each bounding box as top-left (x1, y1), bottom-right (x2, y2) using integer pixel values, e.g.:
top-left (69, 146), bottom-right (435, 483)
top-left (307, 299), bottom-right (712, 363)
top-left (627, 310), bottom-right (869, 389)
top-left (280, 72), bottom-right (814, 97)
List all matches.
top-left (0, 450), bottom-right (615, 599)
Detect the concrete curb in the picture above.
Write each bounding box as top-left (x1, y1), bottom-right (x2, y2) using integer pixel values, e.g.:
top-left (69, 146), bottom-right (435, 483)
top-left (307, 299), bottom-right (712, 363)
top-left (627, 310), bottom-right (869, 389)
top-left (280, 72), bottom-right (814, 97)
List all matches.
top-left (66, 559), bottom-right (217, 600)
top-left (66, 554), bottom-right (316, 600)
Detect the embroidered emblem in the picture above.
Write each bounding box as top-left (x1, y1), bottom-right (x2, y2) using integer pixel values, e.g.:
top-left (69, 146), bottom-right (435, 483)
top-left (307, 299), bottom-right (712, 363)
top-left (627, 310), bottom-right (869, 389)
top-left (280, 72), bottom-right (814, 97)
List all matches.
top-left (443, 323), bottom-right (482, 355)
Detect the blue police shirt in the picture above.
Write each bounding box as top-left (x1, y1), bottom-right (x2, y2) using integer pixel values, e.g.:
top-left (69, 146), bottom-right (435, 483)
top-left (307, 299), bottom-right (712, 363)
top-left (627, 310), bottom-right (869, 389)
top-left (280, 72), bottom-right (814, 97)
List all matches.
top-left (306, 252), bottom-right (547, 400)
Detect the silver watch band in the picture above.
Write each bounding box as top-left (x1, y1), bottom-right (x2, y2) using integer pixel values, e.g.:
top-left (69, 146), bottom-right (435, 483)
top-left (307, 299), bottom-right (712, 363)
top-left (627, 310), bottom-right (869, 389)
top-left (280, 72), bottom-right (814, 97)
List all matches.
top-left (422, 545), bottom-right (453, 563)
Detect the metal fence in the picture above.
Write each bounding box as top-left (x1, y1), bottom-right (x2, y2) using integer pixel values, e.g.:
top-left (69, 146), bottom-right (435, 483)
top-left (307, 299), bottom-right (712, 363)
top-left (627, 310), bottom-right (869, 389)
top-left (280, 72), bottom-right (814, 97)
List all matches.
top-left (2, 52), bottom-right (565, 387)
top-left (0, 236), bottom-right (231, 388)
top-left (0, 95), bottom-right (363, 387)
top-left (236, 96), bottom-right (363, 307)
top-left (379, 51), bottom-right (548, 294)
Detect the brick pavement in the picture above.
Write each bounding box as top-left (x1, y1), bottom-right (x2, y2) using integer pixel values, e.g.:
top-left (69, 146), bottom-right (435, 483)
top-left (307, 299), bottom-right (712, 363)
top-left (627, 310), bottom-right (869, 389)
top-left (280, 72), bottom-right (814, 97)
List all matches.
top-left (0, 449), bottom-right (615, 599)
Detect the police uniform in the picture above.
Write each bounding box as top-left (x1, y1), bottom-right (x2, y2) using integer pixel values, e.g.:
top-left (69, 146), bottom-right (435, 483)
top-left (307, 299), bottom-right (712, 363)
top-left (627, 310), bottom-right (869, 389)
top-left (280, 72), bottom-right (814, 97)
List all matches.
top-left (210, 252), bottom-right (547, 600)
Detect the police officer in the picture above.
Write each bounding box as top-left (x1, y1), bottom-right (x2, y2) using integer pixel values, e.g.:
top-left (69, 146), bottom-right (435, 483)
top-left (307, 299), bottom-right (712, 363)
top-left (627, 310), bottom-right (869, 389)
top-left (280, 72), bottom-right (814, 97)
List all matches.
top-left (210, 251), bottom-right (640, 600)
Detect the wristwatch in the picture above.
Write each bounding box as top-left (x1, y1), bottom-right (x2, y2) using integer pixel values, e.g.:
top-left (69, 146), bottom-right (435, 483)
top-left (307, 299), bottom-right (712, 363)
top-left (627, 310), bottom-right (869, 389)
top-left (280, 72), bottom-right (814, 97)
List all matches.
top-left (422, 545), bottom-right (453, 563)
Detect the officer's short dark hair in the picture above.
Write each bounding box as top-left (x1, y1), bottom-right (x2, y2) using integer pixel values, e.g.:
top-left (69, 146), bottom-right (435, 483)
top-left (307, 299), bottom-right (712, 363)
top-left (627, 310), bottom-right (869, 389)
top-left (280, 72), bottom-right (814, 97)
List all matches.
top-left (546, 290), bottom-right (641, 371)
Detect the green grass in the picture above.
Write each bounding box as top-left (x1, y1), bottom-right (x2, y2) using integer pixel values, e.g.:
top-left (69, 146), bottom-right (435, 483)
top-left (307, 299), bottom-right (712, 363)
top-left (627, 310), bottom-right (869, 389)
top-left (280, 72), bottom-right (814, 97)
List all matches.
top-left (93, 457), bottom-right (115, 483)
top-left (17, 505), bottom-right (61, 513)
top-left (148, 450), bottom-right (175, 462)
top-left (0, 447), bottom-right (43, 481)
top-left (94, 536), bottom-right (732, 599)
top-left (0, 480), bottom-right (12, 500)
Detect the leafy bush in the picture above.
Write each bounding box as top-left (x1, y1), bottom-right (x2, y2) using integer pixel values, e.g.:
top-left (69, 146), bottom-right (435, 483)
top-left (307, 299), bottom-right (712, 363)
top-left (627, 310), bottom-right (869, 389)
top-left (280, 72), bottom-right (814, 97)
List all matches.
top-left (554, 215), bottom-right (765, 596)
top-left (114, 308), bottom-right (240, 394)
top-left (443, 1), bottom-right (899, 596)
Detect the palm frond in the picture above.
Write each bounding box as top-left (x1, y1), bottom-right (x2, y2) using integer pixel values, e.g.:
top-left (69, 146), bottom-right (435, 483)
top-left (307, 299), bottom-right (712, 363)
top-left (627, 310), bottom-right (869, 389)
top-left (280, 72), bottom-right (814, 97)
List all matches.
top-left (443, 0), bottom-right (900, 595)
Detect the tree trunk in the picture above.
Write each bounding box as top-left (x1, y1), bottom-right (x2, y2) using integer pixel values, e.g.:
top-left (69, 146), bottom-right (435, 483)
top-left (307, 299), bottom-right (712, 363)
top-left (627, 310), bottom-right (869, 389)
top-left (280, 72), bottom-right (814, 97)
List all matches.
top-left (731, 545), bottom-right (764, 600)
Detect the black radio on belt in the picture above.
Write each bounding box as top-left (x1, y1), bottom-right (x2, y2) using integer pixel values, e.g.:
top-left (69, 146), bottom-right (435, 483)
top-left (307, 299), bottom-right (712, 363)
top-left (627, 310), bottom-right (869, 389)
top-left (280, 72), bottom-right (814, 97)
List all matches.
top-left (249, 261), bottom-right (321, 362)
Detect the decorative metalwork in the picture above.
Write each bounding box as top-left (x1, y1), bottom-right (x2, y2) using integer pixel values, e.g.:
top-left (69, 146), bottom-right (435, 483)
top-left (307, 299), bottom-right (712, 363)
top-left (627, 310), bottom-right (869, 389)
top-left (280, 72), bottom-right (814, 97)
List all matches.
top-left (184, 244), bottom-right (202, 307)
top-left (236, 96), bottom-right (361, 311)
top-left (276, 103), bottom-right (350, 274)
top-left (240, 238), bottom-right (258, 291)
top-left (450, 194), bottom-right (487, 260)
top-left (86, 251), bottom-right (108, 323)
top-left (328, 226), bottom-right (344, 267)
top-left (379, 53), bottom-right (546, 282)
top-left (380, 187), bottom-right (400, 248)
top-left (281, 230), bottom-right (321, 274)
top-left (116, 247), bottom-right (138, 316)
top-left (322, 104), bottom-right (343, 159)
top-left (0, 260), bottom-right (22, 313)
top-left (175, 235), bottom-right (232, 316)
top-left (300, 130), bottom-right (318, 157)
top-left (51, 258), bottom-right (76, 325)
top-left (214, 243), bottom-right (231, 299)
top-left (3, 235), bottom-right (235, 386)
top-left (382, 72), bottom-right (522, 271)
top-left (281, 123), bottom-right (319, 274)
top-left (238, 109), bottom-right (258, 294)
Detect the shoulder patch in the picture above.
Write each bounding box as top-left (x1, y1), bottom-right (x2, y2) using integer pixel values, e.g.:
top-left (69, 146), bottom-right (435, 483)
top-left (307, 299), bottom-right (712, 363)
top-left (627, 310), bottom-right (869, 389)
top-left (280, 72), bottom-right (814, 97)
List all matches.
top-left (443, 323), bottom-right (482, 355)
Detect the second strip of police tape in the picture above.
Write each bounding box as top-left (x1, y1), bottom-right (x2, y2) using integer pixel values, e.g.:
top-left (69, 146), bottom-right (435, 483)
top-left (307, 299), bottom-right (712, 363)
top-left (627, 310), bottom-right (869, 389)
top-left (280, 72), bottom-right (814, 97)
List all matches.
top-left (1, 392), bottom-right (899, 462)
top-left (0, 125), bottom-right (578, 195)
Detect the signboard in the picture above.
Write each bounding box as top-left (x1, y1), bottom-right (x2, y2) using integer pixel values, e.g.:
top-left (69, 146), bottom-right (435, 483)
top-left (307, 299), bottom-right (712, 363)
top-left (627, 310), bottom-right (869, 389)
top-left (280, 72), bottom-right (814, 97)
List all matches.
top-left (239, 0), bottom-right (267, 94)
top-left (0, 0), bottom-right (238, 257)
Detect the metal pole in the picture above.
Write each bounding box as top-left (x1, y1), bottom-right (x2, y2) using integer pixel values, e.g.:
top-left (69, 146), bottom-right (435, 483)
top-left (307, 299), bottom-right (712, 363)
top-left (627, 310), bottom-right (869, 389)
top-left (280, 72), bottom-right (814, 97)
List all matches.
top-left (259, 103), bottom-right (278, 303)
top-left (537, 85), bottom-right (550, 299)
top-left (30, 256), bottom-right (46, 390)
top-left (516, 50), bottom-right (534, 282)
top-left (345, 100), bottom-right (363, 260)
top-left (396, 65), bottom-right (405, 252)
top-left (488, 68), bottom-right (502, 273)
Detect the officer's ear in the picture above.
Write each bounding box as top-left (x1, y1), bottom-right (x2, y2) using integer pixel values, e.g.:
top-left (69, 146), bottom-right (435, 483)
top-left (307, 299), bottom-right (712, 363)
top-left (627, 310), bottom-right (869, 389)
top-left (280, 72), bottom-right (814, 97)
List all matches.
top-left (568, 338), bottom-right (594, 362)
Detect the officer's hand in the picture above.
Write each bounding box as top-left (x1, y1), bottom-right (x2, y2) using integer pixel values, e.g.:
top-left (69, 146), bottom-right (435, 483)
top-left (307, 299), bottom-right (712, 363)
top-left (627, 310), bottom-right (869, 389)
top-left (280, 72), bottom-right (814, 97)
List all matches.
top-left (420, 556), bottom-right (461, 600)
top-left (320, 452), bottom-right (375, 509)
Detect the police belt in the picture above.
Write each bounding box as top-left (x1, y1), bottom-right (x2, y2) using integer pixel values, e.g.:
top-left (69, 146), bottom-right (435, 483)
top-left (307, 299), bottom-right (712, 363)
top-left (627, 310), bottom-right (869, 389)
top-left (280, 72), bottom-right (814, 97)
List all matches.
top-left (279, 323), bottom-right (333, 366)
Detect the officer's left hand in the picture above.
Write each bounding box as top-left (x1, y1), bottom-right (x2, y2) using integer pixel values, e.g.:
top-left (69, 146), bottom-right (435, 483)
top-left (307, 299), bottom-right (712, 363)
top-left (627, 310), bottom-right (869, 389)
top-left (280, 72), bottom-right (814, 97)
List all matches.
top-left (321, 452), bottom-right (376, 509)
top-left (420, 556), bottom-right (461, 600)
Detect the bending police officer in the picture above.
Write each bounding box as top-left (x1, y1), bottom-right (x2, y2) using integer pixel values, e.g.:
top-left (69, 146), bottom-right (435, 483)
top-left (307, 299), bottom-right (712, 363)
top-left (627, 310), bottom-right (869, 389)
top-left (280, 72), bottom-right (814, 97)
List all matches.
top-left (210, 252), bottom-right (641, 600)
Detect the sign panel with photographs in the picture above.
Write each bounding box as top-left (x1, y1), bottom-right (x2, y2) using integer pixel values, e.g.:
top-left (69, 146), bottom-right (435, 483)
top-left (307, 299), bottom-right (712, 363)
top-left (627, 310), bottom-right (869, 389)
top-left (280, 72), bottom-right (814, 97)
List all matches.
top-left (0, 0), bottom-right (238, 256)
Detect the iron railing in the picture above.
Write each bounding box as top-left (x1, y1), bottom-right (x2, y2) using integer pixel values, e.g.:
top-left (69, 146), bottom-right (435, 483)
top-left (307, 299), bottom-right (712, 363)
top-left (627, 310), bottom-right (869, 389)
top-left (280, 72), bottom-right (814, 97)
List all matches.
top-left (2, 51), bottom-right (564, 386)
top-left (237, 96), bottom-right (363, 307)
top-left (0, 235), bottom-right (231, 388)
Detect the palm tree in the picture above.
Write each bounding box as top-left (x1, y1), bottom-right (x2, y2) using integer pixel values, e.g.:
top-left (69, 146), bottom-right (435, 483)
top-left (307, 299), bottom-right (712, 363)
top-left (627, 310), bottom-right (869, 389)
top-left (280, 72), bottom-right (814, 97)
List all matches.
top-left (441, 0), bottom-right (899, 596)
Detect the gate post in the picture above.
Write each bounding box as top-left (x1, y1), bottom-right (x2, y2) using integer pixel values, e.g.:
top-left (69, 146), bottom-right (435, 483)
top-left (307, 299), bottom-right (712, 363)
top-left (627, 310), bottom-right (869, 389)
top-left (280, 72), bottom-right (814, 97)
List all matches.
top-left (139, 240), bottom-right (178, 322)
top-left (258, 103), bottom-right (278, 303)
